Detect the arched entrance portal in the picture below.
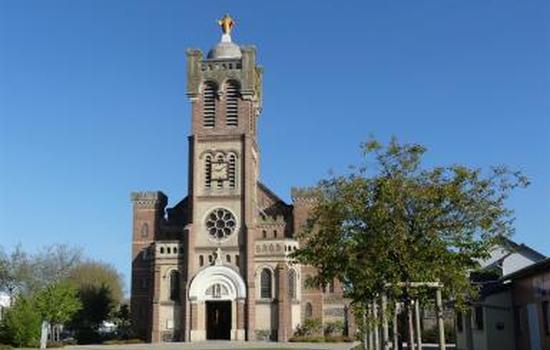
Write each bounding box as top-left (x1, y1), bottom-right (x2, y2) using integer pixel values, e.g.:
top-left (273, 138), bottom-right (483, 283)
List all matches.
top-left (188, 259), bottom-right (247, 341)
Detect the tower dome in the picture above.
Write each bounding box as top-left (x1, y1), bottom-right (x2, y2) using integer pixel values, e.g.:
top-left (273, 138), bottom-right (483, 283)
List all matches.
top-left (207, 14), bottom-right (242, 60)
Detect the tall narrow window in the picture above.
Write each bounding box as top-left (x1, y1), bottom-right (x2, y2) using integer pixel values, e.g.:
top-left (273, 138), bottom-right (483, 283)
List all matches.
top-left (260, 269), bottom-right (272, 298)
top-left (225, 81), bottom-right (239, 127)
top-left (305, 302), bottom-right (313, 319)
top-left (205, 155), bottom-right (212, 188)
top-left (202, 82), bottom-right (216, 128)
top-left (199, 255), bottom-right (204, 267)
top-left (288, 270), bottom-right (296, 300)
top-left (228, 154), bottom-right (236, 188)
top-left (140, 223), bottom-right (149, 238)
top-left (169, 270), bottom-right (180, 301)
top-left (216, 154), bottom-right (224, 189)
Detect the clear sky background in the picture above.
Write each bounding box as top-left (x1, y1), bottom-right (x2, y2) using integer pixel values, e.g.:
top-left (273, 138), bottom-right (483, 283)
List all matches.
top-left (1, 0), bottom-right (549, 294)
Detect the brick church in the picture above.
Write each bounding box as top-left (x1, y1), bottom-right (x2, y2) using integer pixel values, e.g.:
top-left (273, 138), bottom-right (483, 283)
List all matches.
top-left (130, 15), bottom-right (351, 342)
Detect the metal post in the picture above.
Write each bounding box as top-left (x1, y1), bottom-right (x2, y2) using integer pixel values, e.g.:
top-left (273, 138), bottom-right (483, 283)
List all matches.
top-left (382, 294), bottom-right (389, 349)
top-left (414, 299), bottom-right (422, 350)
top-left (436, 288), bottom-right (446, 350)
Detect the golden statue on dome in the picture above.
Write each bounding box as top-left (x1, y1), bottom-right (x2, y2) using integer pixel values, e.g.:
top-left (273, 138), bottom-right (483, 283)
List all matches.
top-left (218, 14), bottom-right (235, 35)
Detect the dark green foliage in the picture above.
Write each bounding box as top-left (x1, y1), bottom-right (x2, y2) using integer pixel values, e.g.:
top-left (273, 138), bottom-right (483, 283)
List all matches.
top-left (0, 296), bottom-right (41, 347)
top-left (69, 284), bottom-right (116, 344)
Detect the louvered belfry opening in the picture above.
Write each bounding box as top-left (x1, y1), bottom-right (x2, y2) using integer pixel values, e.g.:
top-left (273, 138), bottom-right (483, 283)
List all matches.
top-left (225, 81), bottom-right (239, 127)
top-left (228, 154), bottom-right (236, 188)
top-left (203, 82), bottom-right (217, 128)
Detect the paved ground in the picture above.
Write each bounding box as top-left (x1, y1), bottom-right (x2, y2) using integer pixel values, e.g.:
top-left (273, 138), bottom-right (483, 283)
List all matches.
top-left (67, 341), bottom-right (360, 350)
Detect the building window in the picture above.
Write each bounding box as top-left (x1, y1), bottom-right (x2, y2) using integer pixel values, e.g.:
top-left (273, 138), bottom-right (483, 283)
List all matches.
top-left (226, 254), bottom-right (231, 263)
top-left (140, 223), bottom-right (149, 237)
top-left (208, 255), bottom-right (213, 263)
top-left (260, 269), bottom-right (272, 298)
top-left (288, 270), bottom-right (296, 300)
top-left (235, 255), bottom-right (240, 267)
top-left (456, 311), bottom-right (463, 332)
top-left (169, 270), bottom-right (180, 301)
top-left (205, 155), bottom-right (212, 188)
top-left (273, 230), bottom-right (277, 238)
top-left (202, 82), bottom-right (217, 128)
top-left (305, 302), bottom-right (313, 319)
top-left (262, 230), bottom-right (267, 239)
top-left (225, 80), bottom-right (239, 127)
top-left (199, 255), bottom-right (204, 267)
top-left (228, 154), bottom-right (236, 188)
top-left (474, 306), bottom-right (484, 330)
top-left (543, 301), bottom-right (549, 335)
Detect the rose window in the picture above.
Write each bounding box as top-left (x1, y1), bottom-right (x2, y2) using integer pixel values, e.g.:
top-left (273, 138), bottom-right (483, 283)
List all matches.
top-left (206, 208), bottom-right (236, 239)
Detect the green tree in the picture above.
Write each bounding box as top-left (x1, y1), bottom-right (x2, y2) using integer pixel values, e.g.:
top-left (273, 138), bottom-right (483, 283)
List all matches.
top-left (68, 261), bottom-right (124, 305)
top-left (34, 281), bottom-right (82, 349)
top-left (0, 295), bottom-right (41, 347)
top-left (69, 284), bottom-right (115, 344)
top-left (293, 138), bottom-right (527, 342)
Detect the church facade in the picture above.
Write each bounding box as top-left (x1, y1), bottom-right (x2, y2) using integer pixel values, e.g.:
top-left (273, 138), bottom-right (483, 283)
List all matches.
top-left (130, 16), bottom-right (351, 342)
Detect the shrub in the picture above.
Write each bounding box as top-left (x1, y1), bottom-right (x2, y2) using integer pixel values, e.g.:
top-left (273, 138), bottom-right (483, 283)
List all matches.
top-left (0, 296), bottom-right (41, 347)
top-left (294, 318), bottom-right (322, 337)
top-left (324, 320), bottom-right (344, 336)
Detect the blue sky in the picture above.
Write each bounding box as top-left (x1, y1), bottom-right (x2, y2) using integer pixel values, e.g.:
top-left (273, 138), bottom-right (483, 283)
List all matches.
top-left (1, 0), bottom-right (549, 293)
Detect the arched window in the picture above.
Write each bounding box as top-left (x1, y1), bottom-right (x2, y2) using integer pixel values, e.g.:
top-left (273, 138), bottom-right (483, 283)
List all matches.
top-left (262, 230), bottom-right (267, 239)
top-left (260, 269), bottom-right (272, 298)
top-left (199, 255), bottom-right (204, 266)
top-left (226, 254), bottom-right (231, 263)
top-left (202, 82), bottom-right (217, 128)
top-left (205, 155), bottom-right (212, 188)
top-left (305, 302), bottom-right (313, 319)
top-left (288, 270), bottom-right (296, 300)
top-left (225, 81), bottom-right (239, 127)
top-left (228, 154), bottom-right (236, 188)
top-left (169, 270), bottom-right (180, 301)
top-left (140, 223), bottom-right (149, 237)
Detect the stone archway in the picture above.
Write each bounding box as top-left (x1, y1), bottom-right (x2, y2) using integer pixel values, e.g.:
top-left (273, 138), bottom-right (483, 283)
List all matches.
top-left (188, 259), bottom-right (247, 341)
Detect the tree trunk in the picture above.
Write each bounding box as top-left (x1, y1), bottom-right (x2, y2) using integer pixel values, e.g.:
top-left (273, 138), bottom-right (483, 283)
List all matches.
top-left (414, 300), bottom-right (422, 350)
top-left (40, 320), bottom-right (49, 349)
top-left (406, 300), bottom-right (415, 350)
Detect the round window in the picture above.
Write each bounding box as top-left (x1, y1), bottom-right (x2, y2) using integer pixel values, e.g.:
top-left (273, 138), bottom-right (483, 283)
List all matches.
top-left (206, 208), bottom-right (236, 239)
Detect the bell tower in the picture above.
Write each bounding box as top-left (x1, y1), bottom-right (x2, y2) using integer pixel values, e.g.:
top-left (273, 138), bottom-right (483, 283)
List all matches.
top-left (185, 14), bottom-right (263, 341)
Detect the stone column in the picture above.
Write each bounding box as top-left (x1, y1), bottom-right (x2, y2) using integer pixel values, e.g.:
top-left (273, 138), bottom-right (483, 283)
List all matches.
top-left (276, 263), bottom-right (291, 342)
top-left (237, 298), bottom-right (246, 340)
top-left (151, 264), bottom-right (161, 343)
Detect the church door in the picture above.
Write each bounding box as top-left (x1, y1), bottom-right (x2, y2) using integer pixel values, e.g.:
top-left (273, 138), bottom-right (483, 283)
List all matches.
top-left (206, 301), bottom-right (231, 340)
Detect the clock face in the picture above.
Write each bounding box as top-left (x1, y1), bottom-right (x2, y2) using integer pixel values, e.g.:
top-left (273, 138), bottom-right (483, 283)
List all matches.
top-left (211, 162), bottom-right (228, 180)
